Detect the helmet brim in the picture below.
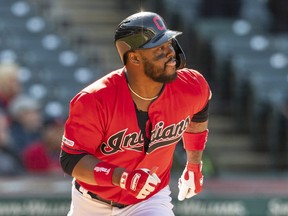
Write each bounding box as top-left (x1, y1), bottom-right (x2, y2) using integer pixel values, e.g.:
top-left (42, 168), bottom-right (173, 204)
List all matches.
top-left (141, 30), bottom-right (182, 49)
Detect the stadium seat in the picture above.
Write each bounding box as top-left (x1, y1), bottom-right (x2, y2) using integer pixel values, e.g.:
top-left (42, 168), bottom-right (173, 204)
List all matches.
top-left (162, 0), bottom-right (201, 28)
top-left (240, 0), bottom-right (272, 30)
top-left (190, 18), bottom-right (268, 85)
top-left (245, 69), bottom-right (288, 152)
top-left (190, 18), bottom-right (239, 80)
top-left (211, 33), bottom-right (274, 101)
top-left (229, 51), bottom-right (278, 116)
top-left (265, 91), bottom-right (288, 168)
top-left (218, 33), bottom-right (288, 108)
top-left (0, 1), bottom-right (36, 20)
top-left (0, 48), bottom-right (19, 63)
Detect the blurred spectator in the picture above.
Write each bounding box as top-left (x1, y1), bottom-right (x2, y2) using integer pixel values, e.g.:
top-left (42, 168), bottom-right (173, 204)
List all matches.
top-left (0, 109), bottom-right (24, 176)
top-left (0, 62), bottom-right (22, 112)
top-left (22, 117), bottom-right (64, 174)
top-left (267, 0), bottom-right (288, 32)
top-left (8, 95), bottom-right (43, 154)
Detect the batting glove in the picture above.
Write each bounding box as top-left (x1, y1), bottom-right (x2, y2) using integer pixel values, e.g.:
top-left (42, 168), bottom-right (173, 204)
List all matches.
top-left (178, 162), bottom-right (203, 201)
top-left (120, 168), bottom-right (161, 199)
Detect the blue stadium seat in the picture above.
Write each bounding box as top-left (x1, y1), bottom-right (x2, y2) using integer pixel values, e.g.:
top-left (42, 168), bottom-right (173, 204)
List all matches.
top-left (240, 0), bottom-right (272, 30)
top-left (0, 0), bottom-right (108, 126)
top-left (245, 69), bottom-right (288, 152)
top-left (0, 48), bottom-right (19, 63)
top-left (266, 91), bottom-right (288, 168)
top-left (229, 51), bottom-right (278, 115)
top-left (211, 33), bottom-right (277, 100)
top-left (0, 1), bottom-right (35, 19)
top-left (161, 0), bottom-right (201, 27)
top-left (189, 17), bottom-right (268, 90)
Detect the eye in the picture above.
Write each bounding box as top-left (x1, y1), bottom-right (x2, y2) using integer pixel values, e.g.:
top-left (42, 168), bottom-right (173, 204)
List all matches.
top-left (157, 46), bottom-right (164, 51)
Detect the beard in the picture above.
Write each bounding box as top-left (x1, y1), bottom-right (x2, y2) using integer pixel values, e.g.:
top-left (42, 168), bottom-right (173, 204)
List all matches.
top-left (143, 60), bottom-right (177, 83)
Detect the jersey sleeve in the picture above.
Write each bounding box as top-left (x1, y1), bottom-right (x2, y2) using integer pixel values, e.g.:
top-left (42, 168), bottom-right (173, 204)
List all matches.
top-left (61, 91), bottom-right (105, 155)
top-left (187, 69), bottom-right (211, 114)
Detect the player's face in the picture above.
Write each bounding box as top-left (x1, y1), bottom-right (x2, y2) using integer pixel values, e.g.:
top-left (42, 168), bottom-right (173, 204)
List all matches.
top-left (139, 40), bottom-right (177, 83)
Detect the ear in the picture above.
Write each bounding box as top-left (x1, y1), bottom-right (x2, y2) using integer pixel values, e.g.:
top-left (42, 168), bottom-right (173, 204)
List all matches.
top-left (128, 52), bottom-right (140, 65)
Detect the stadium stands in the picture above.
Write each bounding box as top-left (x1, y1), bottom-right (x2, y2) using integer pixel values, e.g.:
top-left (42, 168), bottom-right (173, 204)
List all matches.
top-left (0, 1), bottom-right (287, 215)
top-left (1, 0), bottom-right (287, 170)
top-left (0, 0), bottom-right (101, 118)
top-left (246, 68), bottom-right (287, 151)
top-left (193, 1), bottom-right (287, 170)
top-left (155, 0), bottom-right (288, 170)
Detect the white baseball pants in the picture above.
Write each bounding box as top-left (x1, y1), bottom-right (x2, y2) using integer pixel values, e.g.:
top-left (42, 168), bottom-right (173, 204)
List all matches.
top-left (67, 184), bottom-right (175, 216)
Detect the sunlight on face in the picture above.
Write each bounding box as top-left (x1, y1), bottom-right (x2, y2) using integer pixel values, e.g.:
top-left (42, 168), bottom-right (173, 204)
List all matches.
top-left (140, 40), bottom-right (177, 83)
top-left (142, 59), bottom-right (177, 83)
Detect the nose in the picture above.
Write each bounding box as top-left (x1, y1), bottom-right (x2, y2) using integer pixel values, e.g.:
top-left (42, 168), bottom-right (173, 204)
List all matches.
top-left (166, 44), bottom-right (175, 58)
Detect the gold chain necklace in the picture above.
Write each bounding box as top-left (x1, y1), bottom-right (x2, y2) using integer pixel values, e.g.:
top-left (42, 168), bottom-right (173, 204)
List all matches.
top-left (127, 84), bottom-right (158, 101)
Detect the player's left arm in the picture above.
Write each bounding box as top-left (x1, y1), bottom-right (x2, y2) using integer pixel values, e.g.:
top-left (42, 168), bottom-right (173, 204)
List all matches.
top-left (177, 69), bottom-right (211, 201)
top-left (178, 99), bottom-right (210, 201)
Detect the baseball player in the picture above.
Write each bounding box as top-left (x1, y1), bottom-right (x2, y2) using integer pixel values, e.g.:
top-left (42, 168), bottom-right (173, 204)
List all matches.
top-left (60, 11), bottom-right (211, 216)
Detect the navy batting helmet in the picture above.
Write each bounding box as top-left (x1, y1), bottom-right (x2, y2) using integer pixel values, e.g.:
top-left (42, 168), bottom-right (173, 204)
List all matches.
top-left (115, 12), bottom-right (186, 69)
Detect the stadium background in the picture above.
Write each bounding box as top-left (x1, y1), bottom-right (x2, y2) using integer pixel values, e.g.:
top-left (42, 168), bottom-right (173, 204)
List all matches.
top-left (0, 0), bottom-right (287, 215)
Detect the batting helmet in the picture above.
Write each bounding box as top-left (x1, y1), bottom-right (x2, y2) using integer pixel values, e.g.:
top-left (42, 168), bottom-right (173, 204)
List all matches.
top-left (115, 12), bottom-right (186, 69)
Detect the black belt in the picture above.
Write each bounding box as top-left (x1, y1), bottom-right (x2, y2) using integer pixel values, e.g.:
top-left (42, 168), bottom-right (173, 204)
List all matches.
top-left (74, 181), bottom-right (128, 209)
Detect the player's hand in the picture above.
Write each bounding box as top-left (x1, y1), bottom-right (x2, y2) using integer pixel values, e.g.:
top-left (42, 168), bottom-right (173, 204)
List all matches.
top-left (178, 162), bottom-right (203, 201)
top-left (119, 167), bottom-right (161, 199)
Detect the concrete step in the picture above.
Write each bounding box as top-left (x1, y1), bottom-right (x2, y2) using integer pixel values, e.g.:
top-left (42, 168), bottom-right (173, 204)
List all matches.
top-left (207, 113), bottom-right (275, 173)
top-left (208, 114), bottom-right (253, 150)
top-left (213, 151), bottom-right (273, 172)
top-left (207, 132), bottom-right (253, 152)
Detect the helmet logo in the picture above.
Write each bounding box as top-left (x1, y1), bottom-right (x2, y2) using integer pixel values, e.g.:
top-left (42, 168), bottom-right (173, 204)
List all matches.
top-left (153, 16), bottom-right (165, 31)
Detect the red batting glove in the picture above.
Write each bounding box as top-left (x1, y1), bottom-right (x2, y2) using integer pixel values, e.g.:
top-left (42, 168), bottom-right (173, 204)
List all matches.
top-left (178, 162), bottom-right (203, 201)
top-left (120, 168), bottom-right (161, 199)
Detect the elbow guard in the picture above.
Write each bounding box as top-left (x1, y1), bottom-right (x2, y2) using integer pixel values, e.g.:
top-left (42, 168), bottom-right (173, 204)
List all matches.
top-left (191, 103), bottom-right (209, 123)
top-left (60, 150), bottom-right (87, 176)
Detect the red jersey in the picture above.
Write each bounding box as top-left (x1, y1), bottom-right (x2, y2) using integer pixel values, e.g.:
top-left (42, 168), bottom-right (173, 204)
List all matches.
top-left (61, 67), bottom-right (210, 205)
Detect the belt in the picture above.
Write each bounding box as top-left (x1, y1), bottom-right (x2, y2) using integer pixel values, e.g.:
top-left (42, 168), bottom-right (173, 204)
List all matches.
top-left (74, 181), bottom-right (128, 209)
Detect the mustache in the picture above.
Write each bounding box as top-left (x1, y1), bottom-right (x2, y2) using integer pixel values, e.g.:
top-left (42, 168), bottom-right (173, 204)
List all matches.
top-left (154, 53), bottom-right (176, 62)
top-left (165, 57), bottom-right (176, 64)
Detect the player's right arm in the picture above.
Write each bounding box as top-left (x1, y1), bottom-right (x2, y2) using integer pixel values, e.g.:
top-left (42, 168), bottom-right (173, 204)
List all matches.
top-left (60, 151), bottom-right (124, 185)
top-left (60, 150), bottom-right (160, 199)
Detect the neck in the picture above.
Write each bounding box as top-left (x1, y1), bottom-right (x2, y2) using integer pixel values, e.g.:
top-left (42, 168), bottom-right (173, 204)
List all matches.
top-left (124, 66), bottom-right (163, 101)
top-left (127, 83), bottom-right (159, 101)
